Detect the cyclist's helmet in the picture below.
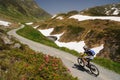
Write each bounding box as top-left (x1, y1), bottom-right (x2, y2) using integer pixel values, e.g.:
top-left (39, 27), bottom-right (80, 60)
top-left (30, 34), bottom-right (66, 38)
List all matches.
top-left (83, 45), bottom-right (89, 51)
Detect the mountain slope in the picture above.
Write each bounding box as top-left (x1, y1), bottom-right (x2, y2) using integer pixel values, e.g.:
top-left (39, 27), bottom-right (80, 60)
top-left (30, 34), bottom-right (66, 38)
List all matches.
top-left (0, 0), bottom-right (51, 21)
top-left (37, 13), bottom-right (120, 63)
top-left (80, 3), bottom-right (120, 16)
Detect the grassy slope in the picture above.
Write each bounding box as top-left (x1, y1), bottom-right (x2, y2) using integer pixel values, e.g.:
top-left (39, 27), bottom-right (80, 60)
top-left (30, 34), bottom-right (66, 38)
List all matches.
top-left (93, 57), bottom-right (120, 74)
top-left (17, 25), bottom-right (58, 47)
top-left (17, 25), bottom-right (79, 56)
top-left (0, 46), bottom-right (77, 80)
top-left (17, 25), bottom-right (120, 74)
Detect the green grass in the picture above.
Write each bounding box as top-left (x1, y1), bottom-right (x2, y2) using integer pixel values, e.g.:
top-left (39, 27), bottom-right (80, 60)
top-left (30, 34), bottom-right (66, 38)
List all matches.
top-left (17, 25), bottom-right (58, 47)
top-left (17, 25), bottom-right (120, 74)
top-left (93, 57), bottom-right (120, 74)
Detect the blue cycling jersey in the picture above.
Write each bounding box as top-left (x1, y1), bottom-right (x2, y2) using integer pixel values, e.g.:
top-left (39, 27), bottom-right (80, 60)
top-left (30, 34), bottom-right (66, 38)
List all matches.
top-left (85, 49), bottom-right (95, 56)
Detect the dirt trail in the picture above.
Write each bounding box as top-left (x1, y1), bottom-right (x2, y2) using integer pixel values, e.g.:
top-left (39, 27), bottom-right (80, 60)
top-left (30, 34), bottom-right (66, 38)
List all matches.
top-left (8, 26), bottom-right (120, 80)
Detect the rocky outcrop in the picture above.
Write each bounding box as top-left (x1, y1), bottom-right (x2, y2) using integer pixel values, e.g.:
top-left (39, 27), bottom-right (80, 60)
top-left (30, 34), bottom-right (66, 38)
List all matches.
top-left (98, 38), bottom-right (120, 62)
top-left (84, 28), bottom-right (120, 62)
top-left (13, 43), bottom-right (21, 48)
top-left (0, 27), bottom-right (22, 50)
top-left (1, 35), bottom-right (13, 45)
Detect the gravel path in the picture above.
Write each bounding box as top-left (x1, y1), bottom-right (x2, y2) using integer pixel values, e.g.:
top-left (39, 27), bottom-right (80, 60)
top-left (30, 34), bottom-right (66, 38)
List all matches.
top-left (8, 26), bottom-right (120, 80)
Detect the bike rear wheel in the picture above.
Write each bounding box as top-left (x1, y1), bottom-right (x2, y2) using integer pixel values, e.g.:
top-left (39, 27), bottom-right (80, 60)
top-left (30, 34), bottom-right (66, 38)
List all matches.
top-left (89, 64), bottom-right (99, 76)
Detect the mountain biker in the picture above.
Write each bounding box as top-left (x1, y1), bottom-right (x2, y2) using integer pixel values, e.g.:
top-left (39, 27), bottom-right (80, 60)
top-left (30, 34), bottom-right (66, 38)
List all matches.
top-left (81, 46), bottom-right (96, 67)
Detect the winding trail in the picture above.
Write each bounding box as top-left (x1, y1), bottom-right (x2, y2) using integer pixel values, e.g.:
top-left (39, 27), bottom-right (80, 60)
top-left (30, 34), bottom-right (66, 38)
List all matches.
top-left (8, 26), bottom-right (120, 80)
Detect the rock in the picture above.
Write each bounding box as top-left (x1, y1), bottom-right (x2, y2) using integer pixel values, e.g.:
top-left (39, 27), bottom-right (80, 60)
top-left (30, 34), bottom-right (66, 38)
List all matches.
top-left (1, 35), bottom-right (13, 45)
top-left (47, 36), bottom-right (57, 41)
top-left (13, 43), bottom-right (21, 48)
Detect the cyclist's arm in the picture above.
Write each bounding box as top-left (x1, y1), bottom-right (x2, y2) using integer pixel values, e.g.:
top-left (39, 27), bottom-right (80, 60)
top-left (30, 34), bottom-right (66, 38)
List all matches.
top-left (80, 52), bottom-right (86, 57)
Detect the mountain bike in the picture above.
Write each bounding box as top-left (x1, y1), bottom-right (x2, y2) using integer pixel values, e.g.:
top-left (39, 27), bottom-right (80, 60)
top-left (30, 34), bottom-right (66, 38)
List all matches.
top-left (77, 57), bottom-right (99, 76)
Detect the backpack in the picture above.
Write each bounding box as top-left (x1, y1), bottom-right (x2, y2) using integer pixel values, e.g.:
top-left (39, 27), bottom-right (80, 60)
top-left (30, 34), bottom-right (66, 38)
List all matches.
top-left (89, 50), bottom-right (96, 56)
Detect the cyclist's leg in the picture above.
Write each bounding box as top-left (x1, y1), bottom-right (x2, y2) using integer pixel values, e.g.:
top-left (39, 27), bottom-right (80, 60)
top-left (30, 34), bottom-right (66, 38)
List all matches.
top-left (79, 54), bottom-right (86, 67)
top-left (85, 56), bottom-right (93, 65)
top-left (83, 56), bottom-right (89, 67)
top-left (80, 57), bottom-right (85, 67)
top-left (86, 58), bottom-right (91, 67)
top-left (86, 56), bottom-right (94, 67)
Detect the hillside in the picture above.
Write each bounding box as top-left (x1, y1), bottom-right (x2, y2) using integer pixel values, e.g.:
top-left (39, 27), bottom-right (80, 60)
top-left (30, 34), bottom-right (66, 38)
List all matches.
top-left (37, 14), bottom-right (120, 63)
top-left (80, 3), bottom-right (120, 16)
top-left (0, 0), bottom-right (51, 22)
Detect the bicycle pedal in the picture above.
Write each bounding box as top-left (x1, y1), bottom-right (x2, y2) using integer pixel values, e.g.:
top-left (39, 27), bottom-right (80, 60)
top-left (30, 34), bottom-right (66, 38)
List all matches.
top-left (86, 64), bottom-right (90, 67)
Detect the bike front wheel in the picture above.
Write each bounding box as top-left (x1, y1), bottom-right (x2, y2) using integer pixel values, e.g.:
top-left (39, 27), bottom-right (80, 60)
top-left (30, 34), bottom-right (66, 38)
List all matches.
top-left (89, 64), bottom-right (99, 76)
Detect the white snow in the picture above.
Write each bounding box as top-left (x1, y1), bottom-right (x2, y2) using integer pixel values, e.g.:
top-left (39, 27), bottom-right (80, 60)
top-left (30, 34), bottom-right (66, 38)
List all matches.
top-left (33, 25), bottom-right (39, 29)
top-left (56, 16), bottom-right (63, 20)
top-left (112, 8), bottom-right (119, 15)
top-left (51, 15), bottom-right (57, 18)
top-left (69, 14), bottom-right (120, 22)
top-left (52, 33), bottom-right (64, 40)
top-left (105, 8), bottom-right (110, 15)
top-left (39, 28), bottom-right (54, 36)
top-left (0, 20), bottom-right (11, 27)
top-left (25, 22), bottom-right (33, 25)
top-left (51, 15), bottom-right (64, 20)
top-left (105, 7), bottom-right (120, 15)
top-left (105, 10), bottom-right (111, 15)
top-left (55, 40), bottom-right (86, 53)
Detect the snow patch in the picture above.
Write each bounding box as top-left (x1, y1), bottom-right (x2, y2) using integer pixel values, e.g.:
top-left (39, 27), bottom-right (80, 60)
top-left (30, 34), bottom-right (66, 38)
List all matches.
top-left (0, 20), bottom-right (11, 27)
top-left (105, 8), bottom-right (110, 15)
top-left (52, 33), bottom-right (64, 40)
top-left (56, 16), bottom-right (63, 20)
top-left (55, 40), bottom-right (86, 53)
top-left (69, 14), bottom-right (120, 22)
top-left (112, 8), bottom-right (119, 15)
top-left (39, 28), bottom-right (54, 36)
top-left (105, 10), bottom-right (111, 15)
top-left (105, 7), bottom-right (120, 15)
top-left (25, 22), bottom-right (33, 25)
top-left (51, 15), bottom-right (57, 18)
top-left (33, 25), bottom-right (39, 29)
top-left (51, 15), bottom-right (64, 20)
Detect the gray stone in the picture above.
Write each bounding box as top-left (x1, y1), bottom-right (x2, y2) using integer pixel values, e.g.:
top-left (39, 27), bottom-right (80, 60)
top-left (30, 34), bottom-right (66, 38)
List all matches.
top-left (13, 43), bottom-right (21, 48)
top-left (1, 35), bottom-right (13, 45)
top-left (47, 36), bottom-right (57, 41)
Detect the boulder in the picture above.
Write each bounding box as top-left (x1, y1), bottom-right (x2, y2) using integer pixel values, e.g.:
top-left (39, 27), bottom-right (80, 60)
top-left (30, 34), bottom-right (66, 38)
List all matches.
top-left (47, 36), bottom-right (57, 41)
